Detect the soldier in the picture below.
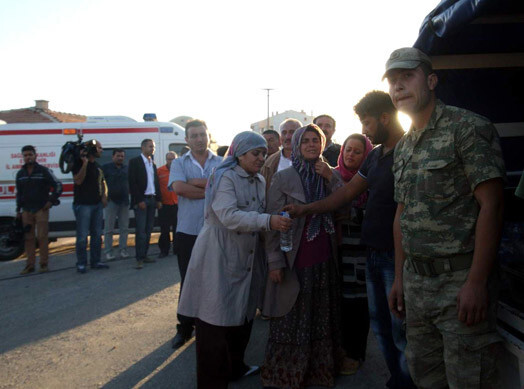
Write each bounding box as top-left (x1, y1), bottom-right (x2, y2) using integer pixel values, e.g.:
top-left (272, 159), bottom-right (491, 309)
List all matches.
top-left (386, 47), bottom-right (505, 388)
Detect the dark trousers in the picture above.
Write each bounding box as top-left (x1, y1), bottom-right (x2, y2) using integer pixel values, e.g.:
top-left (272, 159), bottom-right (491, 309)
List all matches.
top-left (134, 197), bottom-right (156, 261)
top-left (195, 318), bottom-right (253, 389)
top-left (340, 297), bottom-right (370, 360)
top-left (158, 204), bottom-right (178, 255)
top-left (176, 232), bottom-right (197, 335)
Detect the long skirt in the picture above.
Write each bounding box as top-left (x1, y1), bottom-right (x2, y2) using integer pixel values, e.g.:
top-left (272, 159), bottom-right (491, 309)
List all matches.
top-left (261, 259), bottom-right (342, 388)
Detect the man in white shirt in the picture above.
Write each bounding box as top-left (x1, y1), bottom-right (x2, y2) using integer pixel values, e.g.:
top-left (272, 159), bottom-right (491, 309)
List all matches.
top-left (128, 139), bottom-right (162, 269)
top-left (260, 118), bottom-right (302, 191)
top-left (168, 119), bottom-right (222, 350)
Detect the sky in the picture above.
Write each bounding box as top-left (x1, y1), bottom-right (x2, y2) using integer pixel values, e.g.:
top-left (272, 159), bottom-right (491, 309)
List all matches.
top-left (0, 0), bottom-right (438, 145)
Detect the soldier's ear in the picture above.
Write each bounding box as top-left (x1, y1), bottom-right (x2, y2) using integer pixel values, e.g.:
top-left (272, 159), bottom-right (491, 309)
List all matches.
top-left (427, 73), bottom-right (438, 91)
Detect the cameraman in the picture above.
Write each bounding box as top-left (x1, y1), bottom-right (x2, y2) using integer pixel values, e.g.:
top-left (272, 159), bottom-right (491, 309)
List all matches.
top-left (72, 140), bottom-right (109, 273)
top-left (16, 145), bottom-right (62, 275)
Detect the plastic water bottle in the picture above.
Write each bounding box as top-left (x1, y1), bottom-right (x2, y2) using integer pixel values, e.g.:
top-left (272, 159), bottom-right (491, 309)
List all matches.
top-left (280, 211), bottom-right (293, 252)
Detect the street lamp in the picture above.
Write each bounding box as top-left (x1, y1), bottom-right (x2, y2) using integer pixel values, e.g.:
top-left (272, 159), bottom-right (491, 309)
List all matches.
top-left (262, 88), bottom-right (274, 131)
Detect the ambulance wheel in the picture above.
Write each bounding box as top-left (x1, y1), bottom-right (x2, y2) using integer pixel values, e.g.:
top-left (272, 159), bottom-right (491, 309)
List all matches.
top-left (0, 220), bottom-right (24, 261)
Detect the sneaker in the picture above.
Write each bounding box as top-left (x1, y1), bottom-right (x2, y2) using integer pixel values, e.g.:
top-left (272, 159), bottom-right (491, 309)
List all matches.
top-left (39, 264), bottom-right (49, 273)
top-left (105, 252), bottom-right (116, 261)
top-left (144, 257), bottom-right (156, 263)
top-left (77, 265), bottom-right (87, 274)
top-left (135, 260), bottom-right (144, 269)
top-left (20, 265), bottom-right (35, 275)
top-left (91, 263), bottom-right (110, 269)
top-left (120, 249), bottom-right (130, 259)
top-left (243, 365), bottom-right (260, 377)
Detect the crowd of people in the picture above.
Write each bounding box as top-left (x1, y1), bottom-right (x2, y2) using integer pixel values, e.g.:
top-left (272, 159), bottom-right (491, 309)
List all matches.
top-left (14, 46), bottom-right (509, 389)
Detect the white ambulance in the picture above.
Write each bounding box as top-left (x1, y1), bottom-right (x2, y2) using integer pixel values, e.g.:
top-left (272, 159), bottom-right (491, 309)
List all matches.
top-left (0, 116), bottom-right (187, 261)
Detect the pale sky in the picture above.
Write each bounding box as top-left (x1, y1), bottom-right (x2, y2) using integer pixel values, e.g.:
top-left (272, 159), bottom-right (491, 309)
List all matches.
top-left (0, 0), bottom-right (437, 144)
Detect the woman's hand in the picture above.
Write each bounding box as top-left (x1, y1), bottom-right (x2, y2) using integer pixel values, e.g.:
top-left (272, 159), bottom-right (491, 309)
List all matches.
top-left (269, 269), bottom-right (284, 283)
top-left (315, 160), bottom-right (333, 181)
top-left (270, 215), bottom-right (292, 232)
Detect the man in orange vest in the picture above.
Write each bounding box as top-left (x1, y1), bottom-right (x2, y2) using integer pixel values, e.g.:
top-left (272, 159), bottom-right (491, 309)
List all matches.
top-left (157, 151), bottom-right (178, 258)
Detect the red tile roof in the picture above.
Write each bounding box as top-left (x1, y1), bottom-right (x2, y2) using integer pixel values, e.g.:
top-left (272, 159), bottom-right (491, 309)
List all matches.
top-left (0, 108), bottom-right (86, 123)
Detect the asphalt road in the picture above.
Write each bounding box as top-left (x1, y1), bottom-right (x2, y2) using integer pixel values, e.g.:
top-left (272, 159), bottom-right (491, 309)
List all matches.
top-left (0, 236), bottom-right (389, 389)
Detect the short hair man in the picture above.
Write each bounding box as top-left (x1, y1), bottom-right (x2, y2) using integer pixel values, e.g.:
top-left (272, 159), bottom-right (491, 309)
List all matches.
top-left (157, 151), bottom-right (178, 258)
top-left (168, 119), bottom-right (222, 350)
top-left (283, 92), bottom-right (415, 388)
top-left (102, 149), bottom-right (130, 261)
top-left (128, 139), bottom-right (162, 269)
top-left (16, 145), bottom-right (62, 275)
top-left (385, 47), bottom-right (505, 388)
top-left (260, 118), bottom-right (302, 190)
top-left (72, 140), bottom-right (109, 273)
top-left (262, 129), bottom-right (281, 156)
top-left (314, 114), bottom-right (340, 167)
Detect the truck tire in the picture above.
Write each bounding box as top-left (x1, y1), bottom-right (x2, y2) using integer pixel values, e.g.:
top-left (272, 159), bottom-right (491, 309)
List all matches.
top-left (0, 219), bottom-right (25, 261)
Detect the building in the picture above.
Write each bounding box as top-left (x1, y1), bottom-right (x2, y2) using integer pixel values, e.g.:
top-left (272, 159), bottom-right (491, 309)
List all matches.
top-left (0, 100), bottom-right (86, 123)
top-left (250, 110), bottom-right (314, 134)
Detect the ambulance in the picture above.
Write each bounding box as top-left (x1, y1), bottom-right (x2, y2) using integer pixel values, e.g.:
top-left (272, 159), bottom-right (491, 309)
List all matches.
top-left (0, 116), bottom-right (187, 261)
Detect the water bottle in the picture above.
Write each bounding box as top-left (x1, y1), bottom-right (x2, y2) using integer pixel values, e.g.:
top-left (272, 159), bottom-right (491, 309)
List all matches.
top-left (280, 211), bottom-right (293, 252)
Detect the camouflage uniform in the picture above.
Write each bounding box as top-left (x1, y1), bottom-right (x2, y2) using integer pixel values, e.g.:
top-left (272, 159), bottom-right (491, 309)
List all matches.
top-left (393, 100), bottom-right (505, 389)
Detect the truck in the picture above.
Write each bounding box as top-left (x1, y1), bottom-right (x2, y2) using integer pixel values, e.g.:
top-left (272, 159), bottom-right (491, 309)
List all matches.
top-left (0, 116), bottom-right (187, 261)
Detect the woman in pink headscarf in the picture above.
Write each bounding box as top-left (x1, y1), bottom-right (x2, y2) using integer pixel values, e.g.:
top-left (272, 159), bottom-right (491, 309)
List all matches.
top-left (334, 133), bottom-right (373, 375)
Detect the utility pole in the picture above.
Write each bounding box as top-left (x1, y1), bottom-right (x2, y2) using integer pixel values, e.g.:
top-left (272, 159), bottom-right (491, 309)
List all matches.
top-left (262, 88), bottom-right (273, 131)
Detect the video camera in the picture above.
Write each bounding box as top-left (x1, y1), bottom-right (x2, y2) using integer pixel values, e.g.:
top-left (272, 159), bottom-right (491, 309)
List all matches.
top-left (59, 133), bottom-right (99, 174)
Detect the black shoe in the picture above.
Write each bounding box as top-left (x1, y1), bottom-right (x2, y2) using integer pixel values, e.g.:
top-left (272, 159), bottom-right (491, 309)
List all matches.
top-left (171, 333), bottom-right (190, 350)
top-left (91, 263), bottom-right (110, 269)
top-left (158, 252), bottom-right (168, 259)
top-left (77, 265), bottom-right (87, 274)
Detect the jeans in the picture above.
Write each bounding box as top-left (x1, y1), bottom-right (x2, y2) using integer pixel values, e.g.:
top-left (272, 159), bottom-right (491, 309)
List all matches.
top-left (366, 248), bottom-right (415, 389)
top-left (103, 200), bottom-right (129, 254)
top-left (134, 197), bottom-right (156, 261)
top-left (73, 203), bottom-right (103, 267)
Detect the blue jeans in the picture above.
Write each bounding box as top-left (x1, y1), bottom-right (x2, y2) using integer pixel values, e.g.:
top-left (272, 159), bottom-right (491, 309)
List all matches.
top-left (73, 203), bottom-right (103, 267)
top-left (134, 197), bottom-right (156, 260)
top-left (366, 249), bottom-right (415, 389)
top-left (103, 200), bottom-right (129, 254)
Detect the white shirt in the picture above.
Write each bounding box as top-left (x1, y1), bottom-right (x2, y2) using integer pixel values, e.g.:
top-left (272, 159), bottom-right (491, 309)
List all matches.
top-left (141, 154), bottom-right (155, 195)
top-left (277, 150), bottom-right (292, 172)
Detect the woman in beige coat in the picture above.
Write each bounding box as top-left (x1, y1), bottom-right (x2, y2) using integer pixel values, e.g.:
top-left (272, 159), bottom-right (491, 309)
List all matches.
top-left (261, 124), bottom-right (344, 389)
top-left (177, 131), bottom-right (291, 389)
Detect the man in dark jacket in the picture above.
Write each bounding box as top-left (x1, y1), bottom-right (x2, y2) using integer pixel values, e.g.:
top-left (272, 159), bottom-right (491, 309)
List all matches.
top-left (16, 145), bottom-right (62, 274)
top-left (128, 139), bottom-right (162, 269)
top-left (314, 114), bottom-right (341, 167)
top-left (102, 149), bottom-right (130, 261)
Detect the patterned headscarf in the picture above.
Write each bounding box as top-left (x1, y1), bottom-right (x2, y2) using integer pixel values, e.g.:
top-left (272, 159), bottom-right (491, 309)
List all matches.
top-left (291, 124), bottom-right (335, 241)
top-left (335, 134), bottom-right (373, 208)
top-left (205, 131), bottom-right (267, 217)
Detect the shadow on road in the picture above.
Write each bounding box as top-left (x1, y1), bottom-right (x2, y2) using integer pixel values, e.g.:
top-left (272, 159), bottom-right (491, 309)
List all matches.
top-left (101, 339), bottom-right (197, 389)
top-left (0, 243), bottom-right (178, 355)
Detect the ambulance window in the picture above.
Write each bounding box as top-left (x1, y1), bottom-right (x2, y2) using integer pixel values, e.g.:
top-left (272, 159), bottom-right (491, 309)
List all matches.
top-left (169, 143), bottom-right (189, 156)
top-left (98, 147), bottom-right (142, 166)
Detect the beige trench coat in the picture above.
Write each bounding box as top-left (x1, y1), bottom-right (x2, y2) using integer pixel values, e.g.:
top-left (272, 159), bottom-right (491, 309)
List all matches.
top-left (262, 166), bottom-right (340, 318)
top-left (178, 165), bottom-right (271, 327)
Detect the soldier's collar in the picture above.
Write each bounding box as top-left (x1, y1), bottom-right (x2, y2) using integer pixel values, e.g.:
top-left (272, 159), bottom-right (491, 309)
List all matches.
top-left (408, 99), bottom-right (445, 136)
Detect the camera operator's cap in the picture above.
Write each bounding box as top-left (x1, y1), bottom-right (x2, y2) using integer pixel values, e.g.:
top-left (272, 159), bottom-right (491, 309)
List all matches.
top-left (382, 47), bottom-right (432, 80)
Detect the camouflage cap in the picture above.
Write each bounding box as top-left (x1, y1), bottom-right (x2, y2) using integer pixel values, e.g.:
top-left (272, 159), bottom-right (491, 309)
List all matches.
top-left (382, 47), bottom-right (432, 80)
